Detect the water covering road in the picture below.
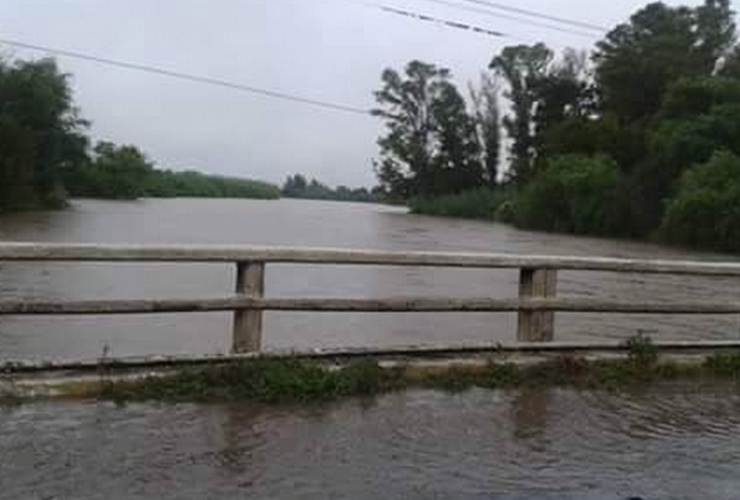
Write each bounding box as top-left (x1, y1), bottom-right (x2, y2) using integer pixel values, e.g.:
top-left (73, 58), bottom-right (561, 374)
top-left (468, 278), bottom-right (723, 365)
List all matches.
top-left (3, 384), bottom-right (740, 499)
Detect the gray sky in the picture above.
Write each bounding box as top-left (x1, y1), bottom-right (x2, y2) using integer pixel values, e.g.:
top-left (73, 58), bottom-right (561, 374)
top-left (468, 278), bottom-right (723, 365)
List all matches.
top-left (0, 0), bottom-right (707, 187)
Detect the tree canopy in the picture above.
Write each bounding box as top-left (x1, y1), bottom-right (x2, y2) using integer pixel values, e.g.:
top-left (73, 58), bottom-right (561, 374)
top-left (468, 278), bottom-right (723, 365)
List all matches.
top-left (0, 56), bottom-right (281, 210)
top-left (0, 58), bottom-right (87, 210)
top-left (375, 0), bottom-right (740, 254)
top-left (372, 60), bottom-right (487, 199)
top-left (282, 174), bottom-right (379, 202)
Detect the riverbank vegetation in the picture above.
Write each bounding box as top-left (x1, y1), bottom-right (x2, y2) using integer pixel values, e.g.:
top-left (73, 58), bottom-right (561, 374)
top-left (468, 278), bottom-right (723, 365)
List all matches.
top-left (408, 187), bottom-right (510, 220)
top-left (373, 0), bottom-right (740, 252)
top-left (95, 348), bottom-right (740, 404)
top-left (64, 142), bottom-right (280, 200)
top-left (0, 57), bottom-right (279, 211)
top-left (281, 174), bottom-right (381, 203)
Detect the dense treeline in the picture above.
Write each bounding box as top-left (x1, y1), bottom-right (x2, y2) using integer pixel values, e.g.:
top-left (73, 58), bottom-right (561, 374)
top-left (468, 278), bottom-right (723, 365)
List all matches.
top-left (0, 57), bottom-right (278, 211)
top-left (282, 174), bottom-right (381, 203)
top-left (65, 142), bottom-right (279, 200)
top-left (0, 58), bottom-right (88, 211)
top-left (376, 0), bottom-right (740, 253)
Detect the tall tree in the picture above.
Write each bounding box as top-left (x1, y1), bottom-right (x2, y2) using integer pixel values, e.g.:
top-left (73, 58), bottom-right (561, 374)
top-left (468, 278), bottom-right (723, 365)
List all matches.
top-left (470, 73), bottom-right (501, 187)
top-left (531, 49), bottom-right (596, 163)
top-left (373, 60), bottom-right (483, 198)
top-left (0, 57), bottom-right (88, 210)
top-left (594, 0), bottom-right (736, 121)
top-left (490, 43), bottom-right (552, 185)
top-left (372, 61), bottom-right (441, 198)
top-left (432, 82), bottom-right (484, 193)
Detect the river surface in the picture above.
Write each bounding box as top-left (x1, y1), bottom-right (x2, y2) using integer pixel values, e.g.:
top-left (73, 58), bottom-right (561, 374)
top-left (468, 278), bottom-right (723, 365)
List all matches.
top-left (3, 199), bottom-right (740, 499)
top-left (3, 384), bottom-right (740, 499)
top-left (1, 198), bottom-right (740, 361)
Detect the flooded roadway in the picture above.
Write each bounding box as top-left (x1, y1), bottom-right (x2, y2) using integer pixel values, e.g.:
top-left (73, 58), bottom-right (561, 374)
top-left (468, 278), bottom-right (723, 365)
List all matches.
top-left (2, 199), bottom-right (740, 499)
top-left (3, 384), bottom-right (740, 499)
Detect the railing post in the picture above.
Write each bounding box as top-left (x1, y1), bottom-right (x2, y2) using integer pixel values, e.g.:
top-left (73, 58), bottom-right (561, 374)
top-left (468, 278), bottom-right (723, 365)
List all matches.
top-left (517, 267), bottom-right (557, 342)
top-left (233, 261), bottom-right (265, 353)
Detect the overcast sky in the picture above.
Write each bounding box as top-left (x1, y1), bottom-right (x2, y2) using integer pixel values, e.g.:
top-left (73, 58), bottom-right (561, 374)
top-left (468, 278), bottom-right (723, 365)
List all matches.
top-left (0, 0), bottom-right (708, 187)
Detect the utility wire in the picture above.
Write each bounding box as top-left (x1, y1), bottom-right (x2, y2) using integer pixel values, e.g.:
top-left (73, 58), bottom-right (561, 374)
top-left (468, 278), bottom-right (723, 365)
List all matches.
top-left (416, 0), bottom-right (599, 39)
top-left (0, 0), bottom-right (606, 117)
top-left (0, 37), bottom-right (373, 116)
top-left (378, 4), bottom-right (506, 37)
top-left (334, 0), bottom-right (508, 37)
top-left (456, 0), bottom-right (608, 33)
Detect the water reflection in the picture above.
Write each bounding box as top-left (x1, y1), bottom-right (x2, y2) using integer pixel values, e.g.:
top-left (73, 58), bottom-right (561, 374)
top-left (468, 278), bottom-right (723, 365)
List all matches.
top-left (208, 404), bottom-right (267, 474)
top-left (512, 389), bottom-right (550, 443)
top-left (2, 385), bottom-right (740, 498)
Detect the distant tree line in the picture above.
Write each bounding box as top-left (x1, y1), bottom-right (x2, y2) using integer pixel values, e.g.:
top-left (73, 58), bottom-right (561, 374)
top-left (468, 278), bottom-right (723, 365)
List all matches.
top-left (282, 174), bottom-right (381, 203)
top-left (375, 0), bottom-right (740, 253)
top-left (64, 141), bottom-right (279, 200)
top-left (0, 56), bottom-right (279, 212)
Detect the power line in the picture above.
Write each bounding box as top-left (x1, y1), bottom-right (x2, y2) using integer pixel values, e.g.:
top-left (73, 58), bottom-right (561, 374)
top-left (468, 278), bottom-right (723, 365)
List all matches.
top-left (378, 4), bottom-right (506, 37)
top-left (337, 0), bottom-right (596, 42)
top-left (455, 0), bottom-right (608, 33)
top-left (416, 0), bottom-right (599, 39)
top-left (0, 37), bottom-right (373, 116)
top-left (334, 0), bottom-right (508, 37)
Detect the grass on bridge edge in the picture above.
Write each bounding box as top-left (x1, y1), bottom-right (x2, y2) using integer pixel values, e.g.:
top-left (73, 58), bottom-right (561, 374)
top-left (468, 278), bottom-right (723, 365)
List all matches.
top-left (98, 349), bottom-right (740, 404)
top-left (5, 337), bottom-right (740, 405)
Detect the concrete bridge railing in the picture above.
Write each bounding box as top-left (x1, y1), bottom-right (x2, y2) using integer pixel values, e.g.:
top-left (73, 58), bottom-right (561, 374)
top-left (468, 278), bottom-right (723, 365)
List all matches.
top-left (2, 243), bottom-right (740, 354)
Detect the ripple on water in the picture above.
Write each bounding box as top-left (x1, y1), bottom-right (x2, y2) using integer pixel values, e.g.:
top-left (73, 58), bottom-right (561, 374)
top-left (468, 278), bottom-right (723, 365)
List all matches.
top-left (2, 388), bottom-right (740, 499)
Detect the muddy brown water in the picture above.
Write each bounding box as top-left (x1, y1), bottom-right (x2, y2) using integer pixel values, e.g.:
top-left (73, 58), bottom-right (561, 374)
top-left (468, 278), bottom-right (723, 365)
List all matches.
top-left (3, 384), bottom-right (740, 499)
top-left (2, 199), bottom-right (740, 499)
top-left (1, 198), bottom-right (739, 361)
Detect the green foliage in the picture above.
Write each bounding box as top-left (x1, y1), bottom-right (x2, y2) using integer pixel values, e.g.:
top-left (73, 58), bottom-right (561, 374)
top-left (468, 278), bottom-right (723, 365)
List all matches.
top-left (410, 1), bottom-right (740, 254)
top-left (0, 55), bottom-right (280, 210)
top-left (531, 50), bottom-right (596, 162)
top-left (653, 78), bottom-right (740, 169)
top-left (0, 57), bottom-right (88, 211)
top-left (65, 142), bottom-right (280, 201)
top-left (432, 82), bottom-right (486, 193)
top-left (595, 0), bottom-right (735, 120)
top-left (65, 142), bottom-right (153, 199)
top-left (101, 359), bottom-right (404, 404)
top-left (661, 77), bottom-right (740, 119)
top-left (625, 333), bottom-right (659, 368)
top-left (703, 352), bottom-right (740, 377)
top-left (408, 187), bottom-right (510, 220)
top-left (282, 174), bottom-right (379, 203)
top-left (94, 351), bottom-right (740, 404)
top-left (513, 155), bottom-right (635, 236)
top-left (543, 115), bottom-right (649, 174)
top-left (719, 46), bottom-right (740, 78)
top-left (470, 74), bottom-right (501, 187)
top-left (372, 60), bottom-right (485, 199)
top-left (490, 43), bottom-right (553, 184)
top-left (659, 151), bottom-right (740, 252)
top-left (144, 170), bottom-right (279, 200)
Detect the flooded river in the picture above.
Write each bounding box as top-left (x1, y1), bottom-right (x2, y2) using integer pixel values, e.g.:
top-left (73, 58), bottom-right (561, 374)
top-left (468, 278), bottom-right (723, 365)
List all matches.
top-left (0, 198), bottom-right (739, 361)
top-left (3, 384), bottom-right (740, 499)
top-left (2, 199), bottom-right (740, 499)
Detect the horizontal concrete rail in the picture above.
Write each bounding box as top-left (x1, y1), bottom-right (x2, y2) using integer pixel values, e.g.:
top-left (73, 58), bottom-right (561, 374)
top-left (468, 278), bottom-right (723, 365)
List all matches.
top-left (2, 242), bottom-right (740, 356)
top-left (1, 297), bottom-right (740, 315)
top-left (2, 242), bottom-right (740, 276)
